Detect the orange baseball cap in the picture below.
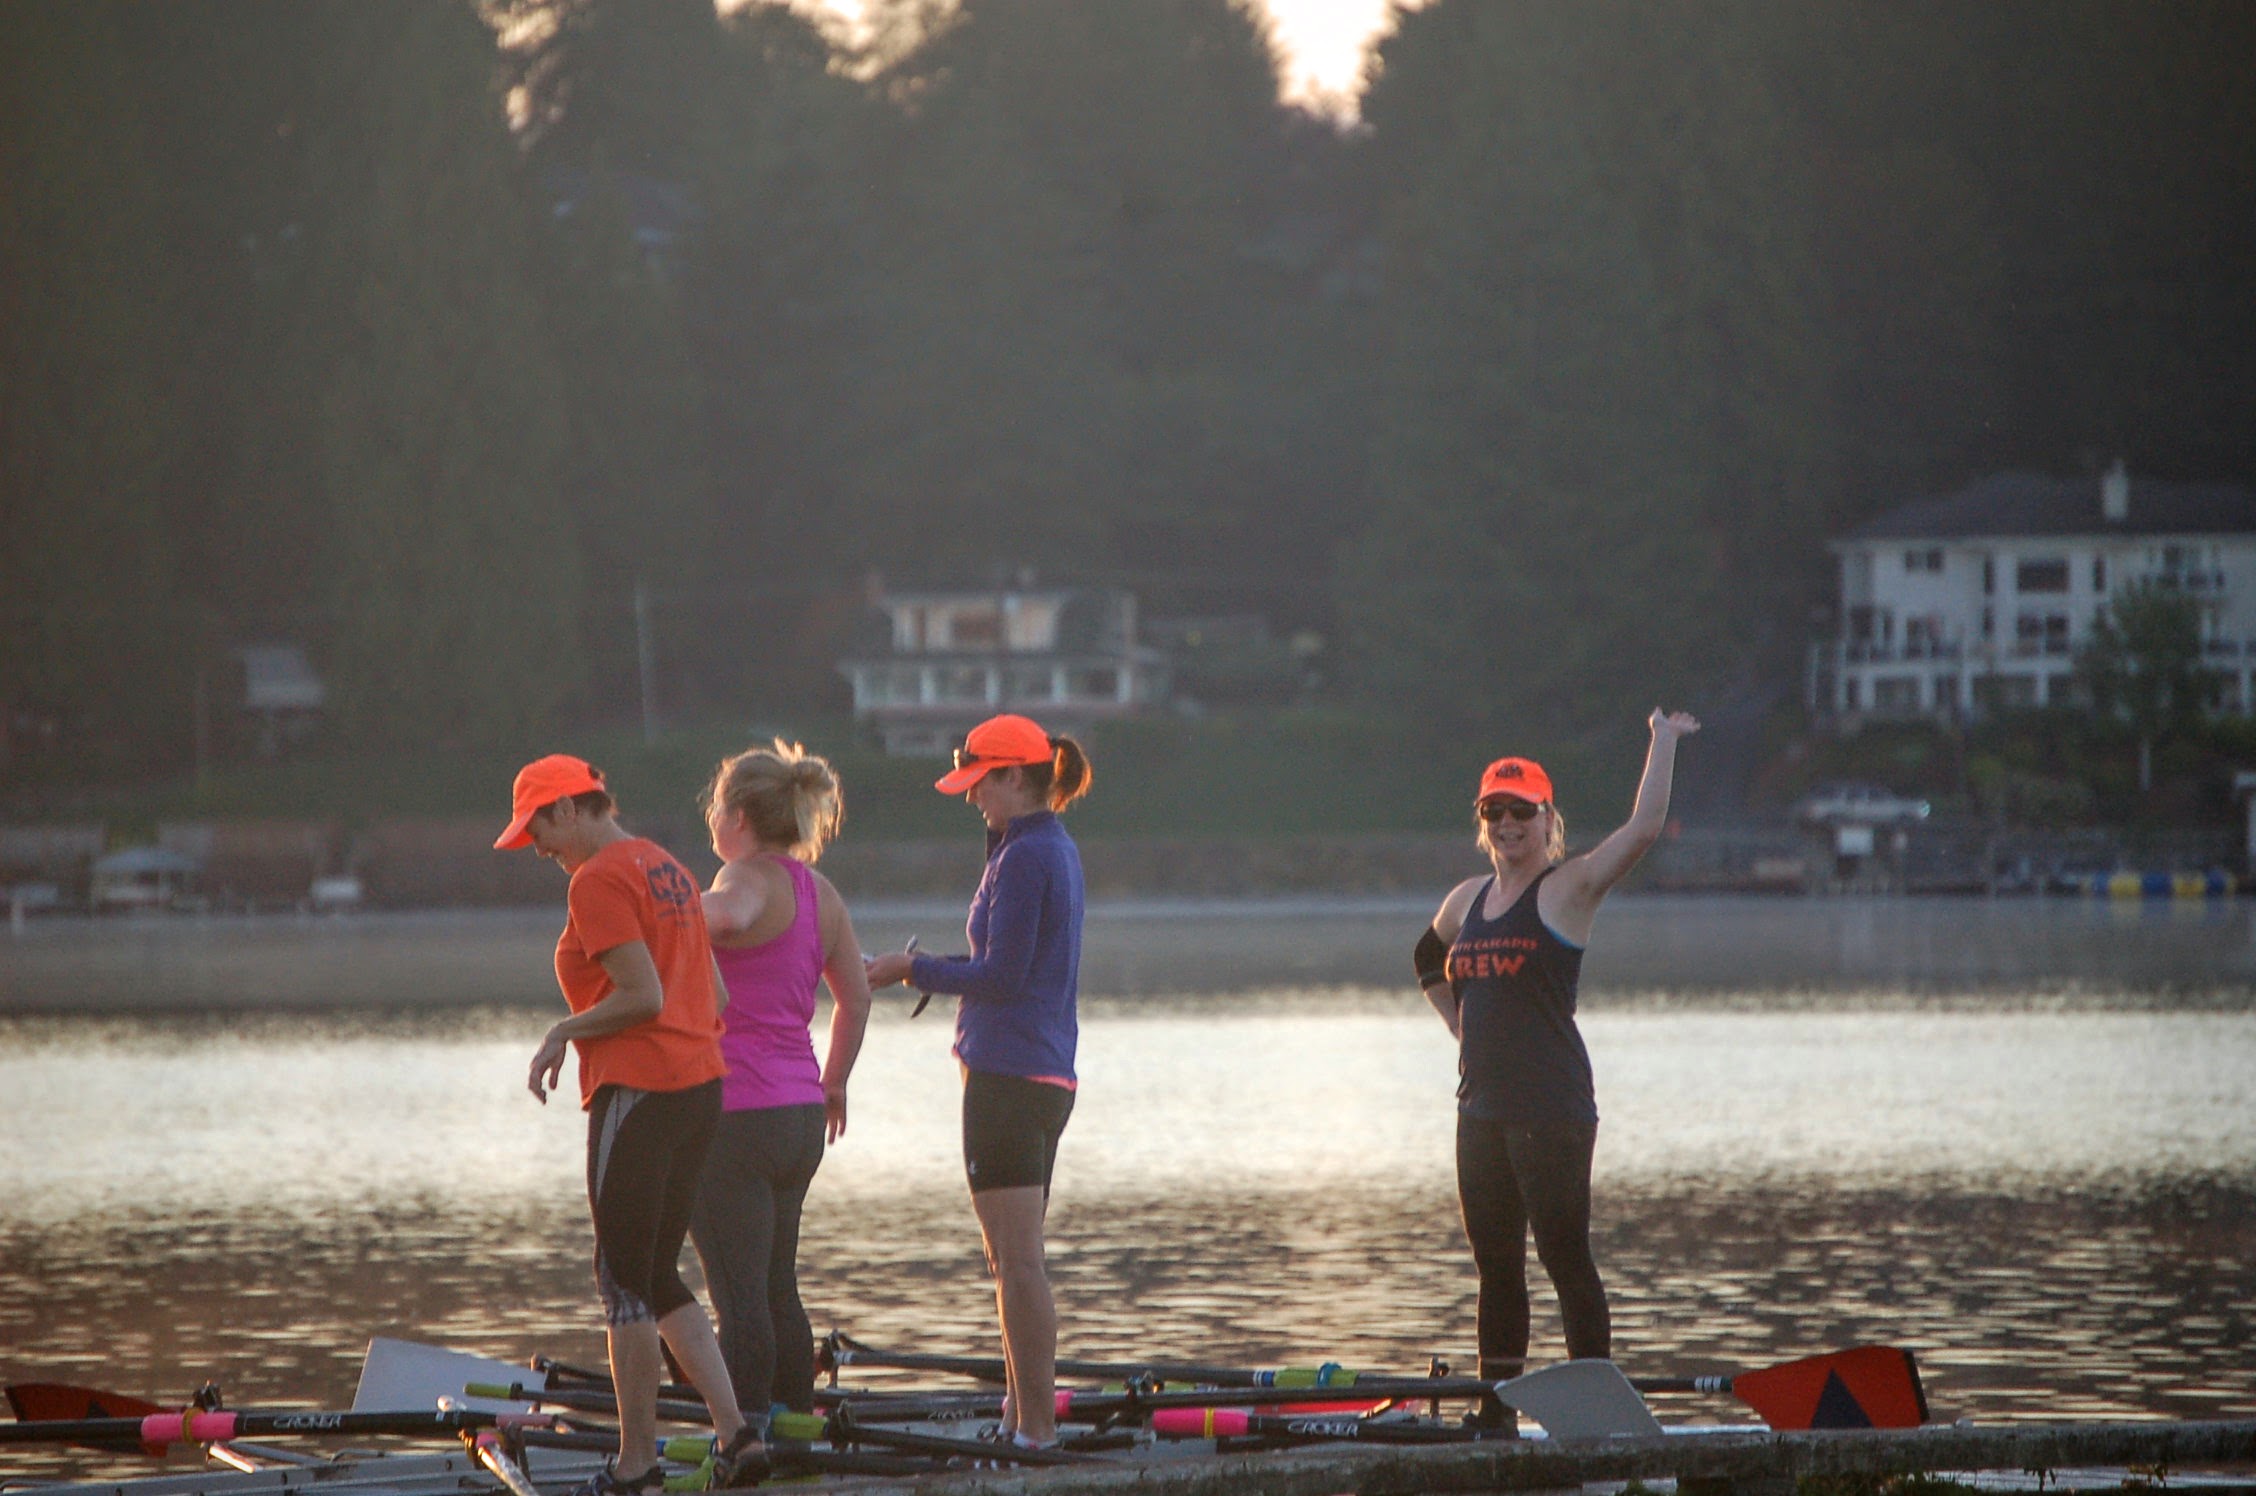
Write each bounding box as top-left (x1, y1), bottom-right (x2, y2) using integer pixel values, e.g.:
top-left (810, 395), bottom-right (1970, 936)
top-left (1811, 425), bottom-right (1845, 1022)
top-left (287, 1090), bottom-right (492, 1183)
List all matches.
top-left (934, 714), bottom-right (1055, 794)
top-left (495, 754), bottom-right (606, 849)
top-left (1477, 756), bottom-right (1553, 806)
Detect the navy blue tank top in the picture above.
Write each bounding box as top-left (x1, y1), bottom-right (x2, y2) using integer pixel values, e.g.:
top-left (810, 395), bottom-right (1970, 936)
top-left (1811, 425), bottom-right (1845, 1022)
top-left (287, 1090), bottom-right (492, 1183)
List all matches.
top-left (1449, 870), bottom-right (1597, 1125)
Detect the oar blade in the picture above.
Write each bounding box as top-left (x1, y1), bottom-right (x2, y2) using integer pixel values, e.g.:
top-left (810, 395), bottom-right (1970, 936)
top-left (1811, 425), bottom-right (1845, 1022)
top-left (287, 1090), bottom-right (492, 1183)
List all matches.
top-left (1496, 1360), bottom-right (1664, 1440)
top-left (355, 1338), bottom-right (546, 1416)
top-left (7, 1384), bottom-right (169, 1457)
top-left (7, 1384), bottom-right (163, 1423)
top-left (1730, 1346), bottom-right (1928, 1430)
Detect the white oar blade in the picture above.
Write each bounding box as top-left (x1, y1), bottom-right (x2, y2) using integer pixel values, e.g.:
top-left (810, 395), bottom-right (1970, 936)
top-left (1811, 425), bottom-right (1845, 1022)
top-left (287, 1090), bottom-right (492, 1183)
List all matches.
top-left (354, 1338), bottom-right (543, 1416)
top-left (1497, 1359), bottom-right (1664, 1440)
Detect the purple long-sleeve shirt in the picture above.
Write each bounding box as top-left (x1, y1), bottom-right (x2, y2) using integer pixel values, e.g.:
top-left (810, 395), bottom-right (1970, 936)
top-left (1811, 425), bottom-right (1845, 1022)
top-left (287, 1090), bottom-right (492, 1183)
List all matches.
top-left (909, 810), bottom-right (1083, 1082)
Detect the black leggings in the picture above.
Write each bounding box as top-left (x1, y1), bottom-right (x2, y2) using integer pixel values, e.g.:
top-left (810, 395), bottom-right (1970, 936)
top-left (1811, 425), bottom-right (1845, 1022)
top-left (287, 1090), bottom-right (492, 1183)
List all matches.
top-left (1455, 1114), bottom-right (1609, 1374)
top-left (689, 1103), bottom-right (826, 1413)
top-left (587, 1080), bottom-right (721, 1328)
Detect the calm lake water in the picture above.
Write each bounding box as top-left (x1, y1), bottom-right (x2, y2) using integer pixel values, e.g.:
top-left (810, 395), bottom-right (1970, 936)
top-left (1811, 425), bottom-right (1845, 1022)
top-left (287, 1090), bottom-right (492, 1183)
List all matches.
top-left (2, 896), bottom-right (2252, 1479)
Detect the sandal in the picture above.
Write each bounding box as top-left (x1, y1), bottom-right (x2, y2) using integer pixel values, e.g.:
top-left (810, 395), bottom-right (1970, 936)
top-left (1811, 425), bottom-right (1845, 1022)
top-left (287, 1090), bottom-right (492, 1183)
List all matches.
top-left (710, 1423), bottom-right (772, 1490)
top-left (568, 1461), bottom-right (665, 1496)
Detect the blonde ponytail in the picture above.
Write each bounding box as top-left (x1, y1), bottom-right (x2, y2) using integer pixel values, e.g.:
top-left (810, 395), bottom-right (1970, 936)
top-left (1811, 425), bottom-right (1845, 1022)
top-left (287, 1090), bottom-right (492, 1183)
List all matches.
top-left (704, 739), bottom-right (845, 861)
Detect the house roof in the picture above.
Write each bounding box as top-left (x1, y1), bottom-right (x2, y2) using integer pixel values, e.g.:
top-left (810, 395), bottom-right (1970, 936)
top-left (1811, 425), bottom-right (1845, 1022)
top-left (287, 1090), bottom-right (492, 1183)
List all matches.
top-left (1839, 470), bottom-right (2256, 545)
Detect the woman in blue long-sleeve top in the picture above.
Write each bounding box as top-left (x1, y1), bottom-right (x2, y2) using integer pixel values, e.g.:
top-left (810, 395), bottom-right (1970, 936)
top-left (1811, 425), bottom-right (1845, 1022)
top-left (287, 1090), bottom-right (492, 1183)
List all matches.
top-left (866, 712), bottom-right (1091, 1449)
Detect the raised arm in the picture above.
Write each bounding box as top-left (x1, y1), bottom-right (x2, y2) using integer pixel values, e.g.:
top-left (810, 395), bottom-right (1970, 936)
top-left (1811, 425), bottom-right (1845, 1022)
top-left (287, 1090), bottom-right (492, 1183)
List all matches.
top-left (813, 875), bottom-right (871, 1143)
top-left (1545, 709), bottom-right (1700, 940)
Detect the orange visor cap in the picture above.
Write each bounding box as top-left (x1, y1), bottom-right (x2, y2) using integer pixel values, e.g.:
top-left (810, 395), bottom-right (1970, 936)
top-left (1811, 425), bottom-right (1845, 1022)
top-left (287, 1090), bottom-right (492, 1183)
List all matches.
top-left (934, 714), bottom-right (1055, 794)
top-left (1476, 756), bottom-right (1553, 806)
top-left (495, 754), bottom-right (606, 849)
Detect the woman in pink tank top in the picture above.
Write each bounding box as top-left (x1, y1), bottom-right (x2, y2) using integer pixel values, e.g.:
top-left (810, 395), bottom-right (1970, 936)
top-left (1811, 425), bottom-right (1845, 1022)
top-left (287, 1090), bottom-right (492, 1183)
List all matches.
top-left (689, 740), bottom-right (872, 1419)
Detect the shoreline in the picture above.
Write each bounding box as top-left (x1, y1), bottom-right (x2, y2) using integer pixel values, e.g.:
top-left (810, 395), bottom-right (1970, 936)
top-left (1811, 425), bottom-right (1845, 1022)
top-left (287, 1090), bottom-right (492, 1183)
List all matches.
top-left (6, 893), bottom-right (2253, 1017)
top-left (9, 823), bottom-right (2247, 917)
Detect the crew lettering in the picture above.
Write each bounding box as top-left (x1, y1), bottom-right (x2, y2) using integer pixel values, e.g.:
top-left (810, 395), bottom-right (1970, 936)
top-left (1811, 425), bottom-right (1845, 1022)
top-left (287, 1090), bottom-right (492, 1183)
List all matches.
top-left (1448, 934), bottom-right (1535, 982)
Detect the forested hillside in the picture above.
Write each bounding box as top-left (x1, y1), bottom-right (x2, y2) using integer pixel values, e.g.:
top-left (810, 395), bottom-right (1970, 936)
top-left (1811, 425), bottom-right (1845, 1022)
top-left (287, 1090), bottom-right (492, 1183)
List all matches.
top-left (4, 0), bottom-right (2249, 777)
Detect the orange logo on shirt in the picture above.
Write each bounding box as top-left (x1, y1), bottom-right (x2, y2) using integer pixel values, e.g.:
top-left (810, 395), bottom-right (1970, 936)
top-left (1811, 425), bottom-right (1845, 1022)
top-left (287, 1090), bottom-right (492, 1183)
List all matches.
top-left (1449, 934), bottom-right (1534, 982)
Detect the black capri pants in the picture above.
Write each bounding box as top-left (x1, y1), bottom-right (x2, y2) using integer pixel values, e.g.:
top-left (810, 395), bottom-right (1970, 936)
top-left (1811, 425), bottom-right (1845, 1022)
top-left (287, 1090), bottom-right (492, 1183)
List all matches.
top-left (587, 1078), bottom-right (722, 1327)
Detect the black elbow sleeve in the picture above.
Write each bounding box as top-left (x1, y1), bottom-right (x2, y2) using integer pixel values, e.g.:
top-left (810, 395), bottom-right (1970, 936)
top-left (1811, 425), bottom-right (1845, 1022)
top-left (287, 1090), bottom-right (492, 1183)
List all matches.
top-left (1413, 925), bottom-right (1450, 989)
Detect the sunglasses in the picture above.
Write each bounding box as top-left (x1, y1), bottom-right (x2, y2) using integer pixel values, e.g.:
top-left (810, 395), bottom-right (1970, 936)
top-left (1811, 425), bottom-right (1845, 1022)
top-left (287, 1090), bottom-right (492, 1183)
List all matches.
top-left (1479, 799), bottom-right (1543, 823)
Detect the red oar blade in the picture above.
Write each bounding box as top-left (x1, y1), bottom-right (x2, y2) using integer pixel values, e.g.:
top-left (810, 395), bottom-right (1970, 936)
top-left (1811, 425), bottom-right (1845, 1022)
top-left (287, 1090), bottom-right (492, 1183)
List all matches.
top-left (7, 1384), bottom-right (164, 1422)
top-left (1730, 1346), bottom-right (1928, 1430)
top-left (7, 1384), bottom-right (170, 1457)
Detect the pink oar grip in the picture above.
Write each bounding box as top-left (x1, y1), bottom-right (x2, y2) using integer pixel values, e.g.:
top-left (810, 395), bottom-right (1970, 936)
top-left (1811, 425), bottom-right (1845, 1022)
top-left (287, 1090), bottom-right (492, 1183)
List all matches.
top-left (1151, 1407), bottom-right (1251, 1439)
top-left (140, 1412), bottom-right (240, 1444)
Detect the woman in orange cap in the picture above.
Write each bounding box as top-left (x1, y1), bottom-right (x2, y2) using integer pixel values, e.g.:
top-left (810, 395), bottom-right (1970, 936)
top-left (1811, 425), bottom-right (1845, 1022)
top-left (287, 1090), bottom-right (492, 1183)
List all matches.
top-left (495, 755), bottom-right (754, 1492)
top-left (864, 713), bottom-right (1091, 1450)
top-left (1412, 709), bottom-right (1699, 1429)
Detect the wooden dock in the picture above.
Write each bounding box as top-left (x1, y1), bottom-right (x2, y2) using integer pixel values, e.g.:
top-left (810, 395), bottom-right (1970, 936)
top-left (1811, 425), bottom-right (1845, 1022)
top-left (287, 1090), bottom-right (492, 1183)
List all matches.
top-left (881, 1418), bottom-right (2256, 1496)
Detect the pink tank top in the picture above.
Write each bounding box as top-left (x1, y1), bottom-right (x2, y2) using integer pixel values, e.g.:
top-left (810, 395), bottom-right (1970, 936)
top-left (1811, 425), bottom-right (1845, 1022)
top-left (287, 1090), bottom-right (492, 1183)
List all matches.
top-left (712, 856), bottom-right (825, 1111)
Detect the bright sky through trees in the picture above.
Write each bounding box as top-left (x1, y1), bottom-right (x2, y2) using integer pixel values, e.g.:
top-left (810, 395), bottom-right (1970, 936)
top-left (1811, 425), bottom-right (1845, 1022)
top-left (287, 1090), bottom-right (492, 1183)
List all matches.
top-left (789, 0), bottom-right (1411, 113)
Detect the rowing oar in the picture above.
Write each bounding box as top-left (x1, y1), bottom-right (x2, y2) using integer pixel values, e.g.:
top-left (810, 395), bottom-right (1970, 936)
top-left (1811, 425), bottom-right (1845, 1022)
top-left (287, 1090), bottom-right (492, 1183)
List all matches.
top-left (530, 1355), bottom-right (1005, 1421)
top-left (468, 1381), bottom-right (726, 1429)
top-left (471, 1381), bottom-right (1094, 1468)
top-left (516, 1371), bottom-right (1388, 1427)
top-left (7, 1383), bottom-right (170, 1455)
top-left (771, 1410), bottom-right (1097, 1467)
top-left (818, 1332), bottom-right (1928, 1430)
top-left (0, 1406), bottom-right (555, 1450)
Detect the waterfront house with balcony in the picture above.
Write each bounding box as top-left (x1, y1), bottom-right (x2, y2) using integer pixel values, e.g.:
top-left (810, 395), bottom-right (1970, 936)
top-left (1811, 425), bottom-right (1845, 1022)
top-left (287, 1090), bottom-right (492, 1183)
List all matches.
top-left (1809, 463), bottom-right (2256, 724)
top-left (839, 582), bottom-right (1171, 754)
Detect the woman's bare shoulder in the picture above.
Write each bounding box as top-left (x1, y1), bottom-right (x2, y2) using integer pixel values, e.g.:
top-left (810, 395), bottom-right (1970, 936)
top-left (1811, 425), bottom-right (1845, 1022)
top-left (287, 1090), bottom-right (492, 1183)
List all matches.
top-left (1432, 874), bottom-right (1488, 938)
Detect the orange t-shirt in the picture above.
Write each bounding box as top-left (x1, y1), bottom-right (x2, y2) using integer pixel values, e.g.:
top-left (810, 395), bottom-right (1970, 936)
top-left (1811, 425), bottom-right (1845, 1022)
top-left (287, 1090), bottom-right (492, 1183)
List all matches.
top-left (555, 837), bottom-right (726, 1108)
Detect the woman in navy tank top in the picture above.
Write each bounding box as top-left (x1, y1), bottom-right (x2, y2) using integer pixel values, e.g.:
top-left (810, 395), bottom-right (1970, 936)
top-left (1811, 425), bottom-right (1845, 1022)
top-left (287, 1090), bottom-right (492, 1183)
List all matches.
top-left (1412, 708), bottom-right (1699, 1425)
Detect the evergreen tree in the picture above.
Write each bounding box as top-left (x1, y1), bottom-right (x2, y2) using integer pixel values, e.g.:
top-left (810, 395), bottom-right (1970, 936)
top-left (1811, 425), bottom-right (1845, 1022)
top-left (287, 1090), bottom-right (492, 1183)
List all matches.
top-left (0, 1), bottom-right (184, 772)
top-left (1342, 1), bottom-right (1728, 739)
top-left (312, 3), bottom-right (579, 746)
top-left (846, 1), bottom-right (1134, 575)
top-left (123, 0), bottom-right (347, 658)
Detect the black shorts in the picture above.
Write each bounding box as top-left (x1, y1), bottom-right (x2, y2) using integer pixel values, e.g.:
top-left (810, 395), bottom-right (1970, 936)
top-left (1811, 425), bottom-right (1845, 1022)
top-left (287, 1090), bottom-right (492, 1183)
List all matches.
top-left (961, 1069), bottom-right (1074, 1195)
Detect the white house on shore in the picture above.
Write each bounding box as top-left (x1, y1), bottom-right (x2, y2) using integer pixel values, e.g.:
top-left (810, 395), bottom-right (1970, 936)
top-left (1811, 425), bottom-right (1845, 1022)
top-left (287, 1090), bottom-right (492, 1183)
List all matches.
top-left (838, 582), bottom-right (1171, 754)
top-left (1809, 462), bottom-right (2256, 724)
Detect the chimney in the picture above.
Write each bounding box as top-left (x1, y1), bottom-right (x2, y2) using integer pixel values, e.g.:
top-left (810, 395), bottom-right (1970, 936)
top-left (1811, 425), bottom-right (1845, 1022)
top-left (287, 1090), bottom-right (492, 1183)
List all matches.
top-left (2102, 458), bottom-right (2130, 523)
